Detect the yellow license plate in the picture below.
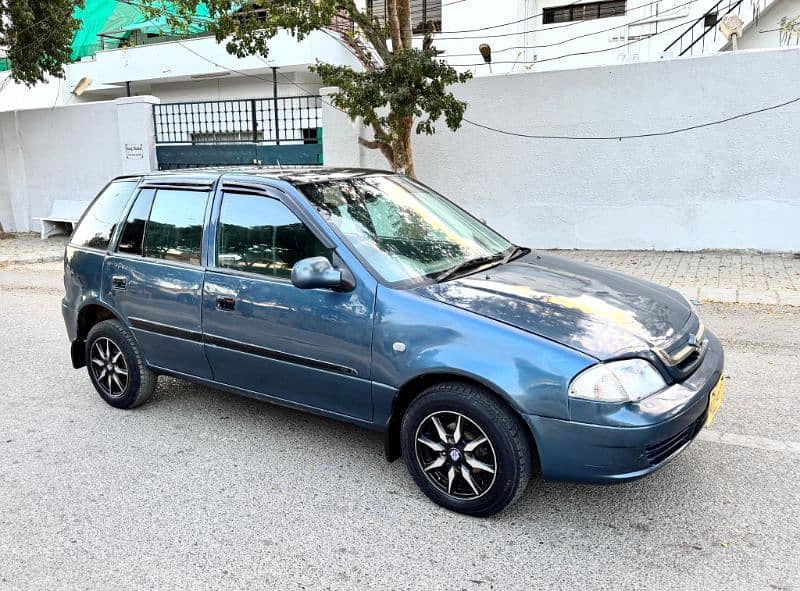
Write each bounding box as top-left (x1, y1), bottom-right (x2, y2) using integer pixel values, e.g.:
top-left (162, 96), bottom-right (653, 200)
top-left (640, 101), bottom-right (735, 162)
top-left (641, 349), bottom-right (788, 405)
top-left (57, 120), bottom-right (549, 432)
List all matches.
top-left (706, 376), bottom-right (725, 427)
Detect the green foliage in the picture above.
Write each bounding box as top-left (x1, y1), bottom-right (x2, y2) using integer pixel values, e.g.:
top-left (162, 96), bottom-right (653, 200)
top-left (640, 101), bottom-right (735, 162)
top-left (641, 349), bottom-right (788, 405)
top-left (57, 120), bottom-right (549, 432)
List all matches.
top-left (779, 16), bottom-right (800, 46)
top-left (0, 0), bottom-right (83, 85)
top-left (313, 48), bottom-right (471, 138)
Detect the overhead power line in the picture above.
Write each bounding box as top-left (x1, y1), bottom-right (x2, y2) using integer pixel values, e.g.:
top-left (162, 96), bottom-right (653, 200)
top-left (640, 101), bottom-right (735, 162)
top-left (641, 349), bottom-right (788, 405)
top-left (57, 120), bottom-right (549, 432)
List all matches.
top-left (173, 39), bottom-right (352, 118)
top-left (169, 39), bottom-right (800, 147)
top-left (395, 0), bottom-right (681, 40)
top-left (446, 17), bottom-right (692, 66)
top-left (462, 96), bottom-right (800, 141)
top-left (443, 0), bottom-right (696, 56)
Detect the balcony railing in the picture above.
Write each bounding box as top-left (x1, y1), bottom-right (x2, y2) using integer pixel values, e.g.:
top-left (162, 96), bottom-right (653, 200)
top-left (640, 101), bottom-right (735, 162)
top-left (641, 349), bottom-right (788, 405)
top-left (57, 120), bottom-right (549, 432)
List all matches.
top-left (97, 29), bottom-right (212, 52)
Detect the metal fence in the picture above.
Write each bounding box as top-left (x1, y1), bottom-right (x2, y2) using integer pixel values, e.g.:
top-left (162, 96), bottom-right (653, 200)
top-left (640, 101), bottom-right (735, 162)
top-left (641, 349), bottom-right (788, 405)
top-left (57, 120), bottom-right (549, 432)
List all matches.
top-left (153, 95), bottom-right (323, 146)
top-left (153, 95), bottom-right (324, 169)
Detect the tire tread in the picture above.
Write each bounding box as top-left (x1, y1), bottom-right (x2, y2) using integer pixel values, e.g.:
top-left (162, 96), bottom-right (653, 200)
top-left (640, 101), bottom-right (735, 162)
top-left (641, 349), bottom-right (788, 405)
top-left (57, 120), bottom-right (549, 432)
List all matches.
top-left (401, 380), bottom-right (533, 517)
top-left (86, 319), bottom-right (156, 409)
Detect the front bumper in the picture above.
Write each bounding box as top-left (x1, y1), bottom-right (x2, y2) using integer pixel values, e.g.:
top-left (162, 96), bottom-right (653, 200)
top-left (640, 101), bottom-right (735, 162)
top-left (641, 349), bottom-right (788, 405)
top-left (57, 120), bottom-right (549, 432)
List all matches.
top-left (524, 331), bottom-right (724, 484)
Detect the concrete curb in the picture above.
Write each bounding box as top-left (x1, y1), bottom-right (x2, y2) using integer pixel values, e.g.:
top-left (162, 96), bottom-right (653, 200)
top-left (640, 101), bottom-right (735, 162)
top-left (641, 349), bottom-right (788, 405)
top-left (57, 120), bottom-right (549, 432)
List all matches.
top-left (676, 287), bottom-right (800, 307)
top-left (0, 254), bottom-right (63, 268)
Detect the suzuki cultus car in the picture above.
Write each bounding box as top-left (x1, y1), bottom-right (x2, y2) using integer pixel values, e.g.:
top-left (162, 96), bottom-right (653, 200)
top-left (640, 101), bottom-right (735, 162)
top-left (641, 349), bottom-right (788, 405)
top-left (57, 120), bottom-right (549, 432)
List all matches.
top-left (63, 169), bottom-right (724, 517)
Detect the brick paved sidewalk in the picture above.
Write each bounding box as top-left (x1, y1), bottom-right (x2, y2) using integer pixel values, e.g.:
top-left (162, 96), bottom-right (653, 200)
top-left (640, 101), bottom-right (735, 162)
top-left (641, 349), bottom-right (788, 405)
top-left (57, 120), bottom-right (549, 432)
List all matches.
top-left (553, 250), bottom-right (800, 306)
top-left (1, 234), bottom-right (798, 306)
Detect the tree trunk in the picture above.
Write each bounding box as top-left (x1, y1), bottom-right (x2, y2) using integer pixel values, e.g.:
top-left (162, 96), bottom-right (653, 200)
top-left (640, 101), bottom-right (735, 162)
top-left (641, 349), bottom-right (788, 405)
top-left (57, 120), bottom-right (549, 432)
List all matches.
top-left (390, 116), bottom-right (416, 178)
top-left (398, 0), bottom-right (413, 48)
top-left (355, 0), bottom-right (417, 178)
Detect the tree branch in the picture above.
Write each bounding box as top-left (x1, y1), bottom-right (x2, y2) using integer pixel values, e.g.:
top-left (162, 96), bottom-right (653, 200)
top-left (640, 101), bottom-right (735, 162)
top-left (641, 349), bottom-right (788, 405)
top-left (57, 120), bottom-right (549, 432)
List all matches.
top-left (339, 33), bottom-right (379, 71)
top-left (342, 1), bottom-right (391, 63)
top-left (358, 137), bottom-right (383, 149)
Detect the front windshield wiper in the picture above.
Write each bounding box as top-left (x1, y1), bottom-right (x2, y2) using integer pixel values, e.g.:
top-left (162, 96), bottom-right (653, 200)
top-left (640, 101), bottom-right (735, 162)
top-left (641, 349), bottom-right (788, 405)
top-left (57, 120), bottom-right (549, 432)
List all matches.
top-left (499, 245), bottom-right (529, 266)
top-left (434, 245), bottom-right (530, 283)
top-left (434, 253), bottom-right (504, 283)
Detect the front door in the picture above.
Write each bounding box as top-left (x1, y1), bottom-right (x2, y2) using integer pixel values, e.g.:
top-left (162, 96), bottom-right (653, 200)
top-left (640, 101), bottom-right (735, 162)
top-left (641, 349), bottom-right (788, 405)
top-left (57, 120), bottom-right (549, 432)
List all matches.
top-left (104, 186), bottom-right (213, 379)
top-left (202, 190), bottom-right (375, 421)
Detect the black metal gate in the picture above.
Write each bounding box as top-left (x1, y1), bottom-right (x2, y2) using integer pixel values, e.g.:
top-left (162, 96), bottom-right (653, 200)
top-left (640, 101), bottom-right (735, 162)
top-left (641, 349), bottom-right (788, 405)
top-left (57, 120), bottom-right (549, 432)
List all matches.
top-left (153, 95), bottom-right (323, 170)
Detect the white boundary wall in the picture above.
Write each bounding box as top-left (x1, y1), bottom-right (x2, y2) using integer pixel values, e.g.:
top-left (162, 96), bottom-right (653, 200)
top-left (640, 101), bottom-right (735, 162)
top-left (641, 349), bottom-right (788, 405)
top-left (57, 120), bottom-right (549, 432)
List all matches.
top-left (0, 96), bottom-right (158, 233)
top-left (323, 47), bottom-right (800, 251)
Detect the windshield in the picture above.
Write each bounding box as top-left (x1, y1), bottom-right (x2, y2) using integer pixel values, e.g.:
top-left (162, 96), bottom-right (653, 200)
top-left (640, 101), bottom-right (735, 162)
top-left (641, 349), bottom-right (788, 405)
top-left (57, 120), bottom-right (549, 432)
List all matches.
top-left (299, 175), bottom-right (513, 285)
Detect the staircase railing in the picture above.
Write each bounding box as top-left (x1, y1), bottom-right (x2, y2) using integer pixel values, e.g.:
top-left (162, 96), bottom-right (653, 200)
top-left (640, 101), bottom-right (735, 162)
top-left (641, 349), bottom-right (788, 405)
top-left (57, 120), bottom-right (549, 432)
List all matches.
top-left (663, 0), bottom-right (759, 56)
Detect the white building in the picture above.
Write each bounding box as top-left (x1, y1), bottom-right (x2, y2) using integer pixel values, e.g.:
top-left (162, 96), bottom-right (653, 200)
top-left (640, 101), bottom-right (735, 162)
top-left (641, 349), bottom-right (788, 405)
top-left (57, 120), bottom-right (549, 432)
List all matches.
top-left (0, 0), bottom-right (796, 112)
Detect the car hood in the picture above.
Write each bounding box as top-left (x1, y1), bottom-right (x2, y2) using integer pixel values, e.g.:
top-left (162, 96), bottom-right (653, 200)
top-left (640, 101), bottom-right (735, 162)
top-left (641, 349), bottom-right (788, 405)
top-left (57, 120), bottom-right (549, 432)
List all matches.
top-left (411, 251), bottom-right (692, 360)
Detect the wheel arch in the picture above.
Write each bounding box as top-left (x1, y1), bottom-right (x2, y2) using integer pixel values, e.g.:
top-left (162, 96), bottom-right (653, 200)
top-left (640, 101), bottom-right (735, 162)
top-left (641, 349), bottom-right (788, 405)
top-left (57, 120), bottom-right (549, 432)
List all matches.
top-left (71, 303), bottom-right (121, 368)
top-left (383, 371), bottom-right (538, 465)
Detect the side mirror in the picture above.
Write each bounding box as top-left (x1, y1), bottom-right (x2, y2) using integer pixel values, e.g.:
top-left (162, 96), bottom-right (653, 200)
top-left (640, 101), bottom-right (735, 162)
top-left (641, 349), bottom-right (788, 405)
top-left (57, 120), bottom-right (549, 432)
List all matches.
top-left (291, 256), bottom-right (354, 292)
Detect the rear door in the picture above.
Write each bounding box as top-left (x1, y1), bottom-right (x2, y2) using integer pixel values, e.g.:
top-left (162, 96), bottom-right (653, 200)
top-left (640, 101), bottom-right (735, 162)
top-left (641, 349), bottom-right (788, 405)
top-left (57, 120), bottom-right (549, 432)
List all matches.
top-left (103, 182), bottom-right (214, 379)
top-left (201, 186), bottom-right (376, 420)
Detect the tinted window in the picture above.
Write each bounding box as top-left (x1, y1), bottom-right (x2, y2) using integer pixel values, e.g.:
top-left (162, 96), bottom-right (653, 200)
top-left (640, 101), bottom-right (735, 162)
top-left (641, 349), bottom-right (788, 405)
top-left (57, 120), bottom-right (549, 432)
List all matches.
top-left (142, 189), bottom-right (208, 265)
top-left (216, 193), bottom-right (331, 279)
top-left (70, 180), bottom-right (138, 249)
top-left (117, 189), bottom-right (155, 255)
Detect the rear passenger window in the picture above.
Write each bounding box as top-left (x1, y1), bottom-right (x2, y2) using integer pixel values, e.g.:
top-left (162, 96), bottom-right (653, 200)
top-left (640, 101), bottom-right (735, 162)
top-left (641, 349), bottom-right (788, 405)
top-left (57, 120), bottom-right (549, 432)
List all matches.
top-left (142, 189), bottom-right (208, 265)
top-left (216, 193), bottom-right (331, 279)
top-left (70, 180), bottom-right (138, 250)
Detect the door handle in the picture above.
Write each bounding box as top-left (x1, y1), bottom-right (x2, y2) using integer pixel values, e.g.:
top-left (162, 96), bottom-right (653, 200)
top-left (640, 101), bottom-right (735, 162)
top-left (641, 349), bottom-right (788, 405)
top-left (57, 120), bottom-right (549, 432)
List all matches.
top-left (216, 296), bottom-right (236, 311)
top-left (111, 275), bottom-right (127, 290)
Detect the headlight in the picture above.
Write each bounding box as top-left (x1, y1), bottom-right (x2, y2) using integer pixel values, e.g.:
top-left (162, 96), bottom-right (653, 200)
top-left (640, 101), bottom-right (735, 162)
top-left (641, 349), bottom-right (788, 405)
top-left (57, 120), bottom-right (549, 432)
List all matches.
top-left (568, 359), bottom-right (666, 403)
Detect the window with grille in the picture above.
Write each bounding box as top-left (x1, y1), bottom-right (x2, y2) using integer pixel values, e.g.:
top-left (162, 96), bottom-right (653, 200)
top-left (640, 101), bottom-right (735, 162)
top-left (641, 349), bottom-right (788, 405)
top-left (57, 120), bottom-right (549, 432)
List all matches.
top-left (543, 0), bottom-right (626, 24)
top-left (190, 131), bottom-right (264, 144)
top-left (366, 0), bottom-right (443, 35)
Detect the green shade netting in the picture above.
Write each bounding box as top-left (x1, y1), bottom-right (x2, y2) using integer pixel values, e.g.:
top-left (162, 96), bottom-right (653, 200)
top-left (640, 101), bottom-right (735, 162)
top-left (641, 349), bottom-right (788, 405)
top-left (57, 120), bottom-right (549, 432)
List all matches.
top-left (70, 1), bottom-right (211, 60)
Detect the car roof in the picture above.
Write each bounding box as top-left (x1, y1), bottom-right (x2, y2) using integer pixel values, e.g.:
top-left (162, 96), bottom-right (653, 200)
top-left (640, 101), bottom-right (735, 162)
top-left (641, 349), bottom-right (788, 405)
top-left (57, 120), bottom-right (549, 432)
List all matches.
top-left (117, 167), bottom-right (393, 186)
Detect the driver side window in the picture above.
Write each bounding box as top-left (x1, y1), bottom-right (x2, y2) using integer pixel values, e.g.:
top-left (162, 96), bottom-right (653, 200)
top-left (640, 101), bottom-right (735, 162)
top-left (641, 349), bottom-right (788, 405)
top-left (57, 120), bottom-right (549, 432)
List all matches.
top-left (216, 193), bottom-right (332, 280)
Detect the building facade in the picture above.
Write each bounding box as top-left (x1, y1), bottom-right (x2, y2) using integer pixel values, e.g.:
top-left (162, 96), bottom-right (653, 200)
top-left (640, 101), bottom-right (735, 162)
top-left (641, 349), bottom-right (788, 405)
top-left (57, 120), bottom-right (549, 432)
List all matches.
top-left (1, 0), bottom-right (795, 112)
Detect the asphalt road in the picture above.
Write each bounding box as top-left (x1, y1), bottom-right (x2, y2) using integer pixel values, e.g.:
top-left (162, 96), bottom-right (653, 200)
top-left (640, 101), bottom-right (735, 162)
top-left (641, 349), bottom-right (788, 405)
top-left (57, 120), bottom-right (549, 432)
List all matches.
top-left (1, 263), bottom-right (798, 590)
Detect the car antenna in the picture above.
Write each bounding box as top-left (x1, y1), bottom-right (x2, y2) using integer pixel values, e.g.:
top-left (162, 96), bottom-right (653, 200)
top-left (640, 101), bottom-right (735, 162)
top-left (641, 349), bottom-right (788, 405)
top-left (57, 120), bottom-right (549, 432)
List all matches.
top-left (276, 159), bottom-right (283, 171)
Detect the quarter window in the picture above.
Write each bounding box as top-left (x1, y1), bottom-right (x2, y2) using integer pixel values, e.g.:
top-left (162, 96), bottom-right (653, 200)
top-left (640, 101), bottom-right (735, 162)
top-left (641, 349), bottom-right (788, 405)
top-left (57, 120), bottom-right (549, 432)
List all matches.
top-left (143, 189), bottom-right (208, 265)
top-left (117, 189), bottom-right (155, 256)
top-left (543, 0), bottom-right (626, 23)
top-left (216, 193), bottom-right (331, 279)
top-left (70, 180), bottom-right (138, 250)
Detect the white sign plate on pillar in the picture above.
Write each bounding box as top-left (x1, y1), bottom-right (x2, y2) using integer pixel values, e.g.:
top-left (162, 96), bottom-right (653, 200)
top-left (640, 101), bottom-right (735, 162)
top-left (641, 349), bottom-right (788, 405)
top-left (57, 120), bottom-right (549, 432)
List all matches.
top-left (124, 144), bottom-right (144, 159)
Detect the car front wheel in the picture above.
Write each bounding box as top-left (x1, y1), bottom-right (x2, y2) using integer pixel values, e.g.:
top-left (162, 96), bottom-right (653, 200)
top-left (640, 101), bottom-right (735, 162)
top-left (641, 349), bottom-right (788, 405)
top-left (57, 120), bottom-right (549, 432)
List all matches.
top-left (400, 381), bottom-right (533, 517)
top-left (85, 319), bottom-right (156, 409)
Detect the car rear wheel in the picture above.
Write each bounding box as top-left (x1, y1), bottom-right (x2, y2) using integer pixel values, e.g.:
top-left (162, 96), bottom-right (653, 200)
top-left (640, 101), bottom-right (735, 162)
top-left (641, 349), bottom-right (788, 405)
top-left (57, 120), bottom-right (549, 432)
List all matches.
top-left (400, 381), bottom-right (533, 517)
top-left (86, 319), bottom-right (156, 409)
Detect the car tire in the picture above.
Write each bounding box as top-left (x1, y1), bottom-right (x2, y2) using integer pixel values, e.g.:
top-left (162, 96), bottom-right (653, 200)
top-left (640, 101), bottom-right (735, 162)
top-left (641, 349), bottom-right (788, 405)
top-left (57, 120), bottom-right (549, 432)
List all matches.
top-left (85, 319), bottom-right (157, 409)
top-left (400, 381), bottom-right (533, 517)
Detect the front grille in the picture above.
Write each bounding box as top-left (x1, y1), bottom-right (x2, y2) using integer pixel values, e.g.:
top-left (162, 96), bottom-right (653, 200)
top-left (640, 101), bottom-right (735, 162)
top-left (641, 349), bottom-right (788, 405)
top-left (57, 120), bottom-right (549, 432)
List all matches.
top-left (674, 346), bottom-right (703, 376)
top-left (645, 411), bottom-right (706, 466)
top-left (654, 314), bottom-right (707, 381)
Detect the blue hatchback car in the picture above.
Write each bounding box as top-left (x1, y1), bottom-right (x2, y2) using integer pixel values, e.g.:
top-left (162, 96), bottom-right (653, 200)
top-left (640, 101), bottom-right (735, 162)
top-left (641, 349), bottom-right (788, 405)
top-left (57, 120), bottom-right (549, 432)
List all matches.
top-left (63, 168), bottom-right (724, 516)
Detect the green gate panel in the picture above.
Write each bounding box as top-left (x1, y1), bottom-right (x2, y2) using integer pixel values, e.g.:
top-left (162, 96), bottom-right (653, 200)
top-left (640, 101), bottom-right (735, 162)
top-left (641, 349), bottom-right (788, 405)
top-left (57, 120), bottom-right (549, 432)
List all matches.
top-left (255, 144), bottom-right (323, 165)
top-left (156, 144), bottom-right (323, 170)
